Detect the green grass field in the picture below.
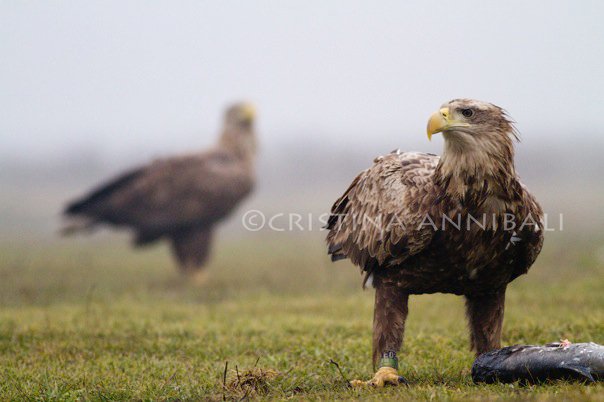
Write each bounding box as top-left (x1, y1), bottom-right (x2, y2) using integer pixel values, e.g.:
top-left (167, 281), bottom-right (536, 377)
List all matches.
top-left (0, 231), bottom-right (603, 401)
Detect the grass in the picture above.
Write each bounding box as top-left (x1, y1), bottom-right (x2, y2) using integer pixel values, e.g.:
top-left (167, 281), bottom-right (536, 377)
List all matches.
top-left (0, 231), bottom-right (603, 401)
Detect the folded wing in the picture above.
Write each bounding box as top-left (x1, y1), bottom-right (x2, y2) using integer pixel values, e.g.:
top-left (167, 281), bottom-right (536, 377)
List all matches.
top-left (326, 152), bottom-right (440, 274)
top-left (64, 149), bottom-right (254, 243)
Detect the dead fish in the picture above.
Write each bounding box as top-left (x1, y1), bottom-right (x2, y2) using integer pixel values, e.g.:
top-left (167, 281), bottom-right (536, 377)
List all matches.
top-left (472, 340), bottom-right (604, 384)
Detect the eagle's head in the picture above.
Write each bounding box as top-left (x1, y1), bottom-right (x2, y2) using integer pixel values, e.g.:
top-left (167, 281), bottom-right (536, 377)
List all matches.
top-left (427, 99), bottom-right (517, 150)
top-left (221, 102), bottom-right (257, 160)
top-left (427, 99), bottom-right (518, 195)
top-left (225, 102), bottom-right (256, 130)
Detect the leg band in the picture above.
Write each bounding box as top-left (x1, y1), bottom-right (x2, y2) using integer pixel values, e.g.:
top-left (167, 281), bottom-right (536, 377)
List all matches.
top-left (378, 351), bottom-right (398, 370)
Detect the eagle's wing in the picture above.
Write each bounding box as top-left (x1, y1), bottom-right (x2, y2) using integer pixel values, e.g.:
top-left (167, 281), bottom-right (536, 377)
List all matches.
top-left (65, 149), bottom-right (254, 238)
top-left (326, 151), bottom-right (440, 272)
top-left (510, 184), bottom-right (545, 281)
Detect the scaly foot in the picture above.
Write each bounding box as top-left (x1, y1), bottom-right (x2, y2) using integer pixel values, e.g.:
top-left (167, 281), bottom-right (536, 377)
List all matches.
top-left (350, 367), bottom-right (408, 387)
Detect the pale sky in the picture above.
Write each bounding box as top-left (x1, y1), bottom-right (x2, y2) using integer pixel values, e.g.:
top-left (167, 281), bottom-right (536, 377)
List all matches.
top-left (1, 0), bottom-right (603, 160)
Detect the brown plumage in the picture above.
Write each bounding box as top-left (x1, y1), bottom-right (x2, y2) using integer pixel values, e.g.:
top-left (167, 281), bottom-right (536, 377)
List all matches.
top-left (63, 102), bottom-right (257, 275)
top-left (326, 99), bottom-right (544, 386)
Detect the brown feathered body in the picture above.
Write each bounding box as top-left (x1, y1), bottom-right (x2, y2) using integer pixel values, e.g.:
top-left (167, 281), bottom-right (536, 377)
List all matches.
top-left (326, 100), bottom-right (544, 383)
top-left (327, 150), bottom-right (543, 295)
top-left (64, 103), bottom-right (256, 274)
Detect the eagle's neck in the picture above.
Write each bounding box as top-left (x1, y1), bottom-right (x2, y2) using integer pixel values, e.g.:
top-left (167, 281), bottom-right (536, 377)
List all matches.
top-left (435, 133), bottom-right (516, 204)
top-left (219, 127), bottom-right (257, 164)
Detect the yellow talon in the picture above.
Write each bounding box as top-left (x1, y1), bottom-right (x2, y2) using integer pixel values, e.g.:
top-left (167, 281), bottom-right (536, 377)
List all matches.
top-left (349, 367), bottom-right (407, 387)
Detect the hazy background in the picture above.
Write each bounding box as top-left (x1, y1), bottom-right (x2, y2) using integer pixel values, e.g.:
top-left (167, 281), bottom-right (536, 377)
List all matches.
top-left (1, 0), bottom-right (604, 241)
top-left (1, 4), bottom-right (604, 399)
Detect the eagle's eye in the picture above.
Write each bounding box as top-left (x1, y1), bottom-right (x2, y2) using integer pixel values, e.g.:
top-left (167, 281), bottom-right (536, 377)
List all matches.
top-left (461, 108), bottom-right (474, 118)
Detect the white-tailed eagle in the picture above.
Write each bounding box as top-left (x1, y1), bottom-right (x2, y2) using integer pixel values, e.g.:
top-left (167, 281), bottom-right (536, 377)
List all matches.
top-left (326, 99), bottom-right (544, 386)
top-left (63, 103), bottom-right (257, 278)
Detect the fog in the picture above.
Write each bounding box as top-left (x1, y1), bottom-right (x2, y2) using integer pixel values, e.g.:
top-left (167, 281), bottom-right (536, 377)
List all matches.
top-left (1, 1), bottom-right (603, 238)
top-left (2, 1), bottom-right (604, 158)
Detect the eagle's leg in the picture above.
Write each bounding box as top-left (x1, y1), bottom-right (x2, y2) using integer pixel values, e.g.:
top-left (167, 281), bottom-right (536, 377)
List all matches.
top-left (350, 278), bottom-right (409, 387)
top-left (464, 287), bottom-right (506, 356)
top-left (170, 227), bottom-right (213, 284)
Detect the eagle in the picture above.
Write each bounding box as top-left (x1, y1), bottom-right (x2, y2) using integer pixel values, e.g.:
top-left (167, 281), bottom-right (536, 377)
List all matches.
top-left (63, 102), bottom-right (257, 278)
top-left (326, 99), bottom-right (544, 387)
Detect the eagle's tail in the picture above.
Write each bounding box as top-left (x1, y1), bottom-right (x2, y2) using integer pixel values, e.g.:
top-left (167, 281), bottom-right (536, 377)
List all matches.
top-left (327, 243), bottom-right (347, 262)
top-left (59, 217), bottom-right (96, 236)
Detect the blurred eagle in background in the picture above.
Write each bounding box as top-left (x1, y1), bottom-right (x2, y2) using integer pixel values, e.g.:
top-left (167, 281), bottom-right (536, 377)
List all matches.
top-left (63, 102), bottom-right (257, 277)
top-left (326, 99), bottom-right (544, 387)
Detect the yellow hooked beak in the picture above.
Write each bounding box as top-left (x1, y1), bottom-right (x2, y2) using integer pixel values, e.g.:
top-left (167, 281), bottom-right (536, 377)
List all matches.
top-left (241, 103), bottom-right (256, 122)
top-left (426, 107), bottom-right (469, 140)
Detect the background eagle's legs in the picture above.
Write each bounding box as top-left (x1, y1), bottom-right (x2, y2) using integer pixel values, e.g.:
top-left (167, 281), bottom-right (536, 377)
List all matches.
top-left (464, 287), bottom-right (506, 356)
top-left (170, 227), bottom-right (214, 278)
top-left (372, 276), bottom-right (409, 369)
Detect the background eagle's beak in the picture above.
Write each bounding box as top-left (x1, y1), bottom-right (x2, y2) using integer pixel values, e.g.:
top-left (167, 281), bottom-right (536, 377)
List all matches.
top-left (427, 108), bottom-right (449, 141)
top-left (241, 103), bottom-right (256, 122)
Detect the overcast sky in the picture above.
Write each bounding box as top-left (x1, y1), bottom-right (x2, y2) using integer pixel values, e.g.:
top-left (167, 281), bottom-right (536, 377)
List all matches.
top-left (2, 0), bottom-right (603, 160)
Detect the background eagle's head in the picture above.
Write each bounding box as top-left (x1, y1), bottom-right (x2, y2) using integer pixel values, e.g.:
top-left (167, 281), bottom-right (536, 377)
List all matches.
top-left (221, 102), bottom-right (258, 160)
top-left (225, 102), bottom-right (256, 131)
